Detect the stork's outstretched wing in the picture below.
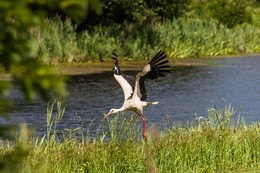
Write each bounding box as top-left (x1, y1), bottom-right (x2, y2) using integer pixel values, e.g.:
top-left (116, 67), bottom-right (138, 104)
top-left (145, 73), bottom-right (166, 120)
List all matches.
top-left (134, 50), bottom-right (170, 101)
top-left (111, 53), bottom-right (135, 100)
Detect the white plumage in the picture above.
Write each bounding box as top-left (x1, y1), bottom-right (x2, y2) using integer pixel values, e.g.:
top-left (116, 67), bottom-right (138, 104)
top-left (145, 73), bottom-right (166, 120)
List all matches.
top-left (103, 50), bottom-right (170, 140)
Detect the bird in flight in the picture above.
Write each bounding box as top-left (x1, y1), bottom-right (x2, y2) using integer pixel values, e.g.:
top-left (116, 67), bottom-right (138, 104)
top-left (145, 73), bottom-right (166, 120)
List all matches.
top-left (103, 50), bottom-right (170, 141)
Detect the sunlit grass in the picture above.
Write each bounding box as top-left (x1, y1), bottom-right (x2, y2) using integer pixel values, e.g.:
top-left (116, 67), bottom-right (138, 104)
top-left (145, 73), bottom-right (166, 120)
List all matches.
top-left (37, 17), bottom-right (260, 64)
top-left (0, 102), bottom-right (260, 172)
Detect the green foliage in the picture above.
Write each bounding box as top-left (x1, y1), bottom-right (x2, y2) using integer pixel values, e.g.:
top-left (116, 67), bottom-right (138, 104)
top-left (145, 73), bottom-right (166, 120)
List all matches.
top-left (37, 17), bottom-right (260, 63)
top-left (11, 60), bottom-right (67, 100)
top-left (190, 0), bottom-right (253, 28)
top-left (38, 17), bottom-right (84, 64)
top-left (103, 0), bottom-right (154, 24)
top-left (0, 81), bottom-right (12, 115)
top-left (208, 0), bottom-right (252, 28)
top-left (154, 124), bottom-right (260, 172)
top-left (24, 0), bottom-right (260, 64)
top-left (0, 0), bottom-right (99, 101)
top-left (0, 0), bottom-right (101, 171)
top-left (0, 124), bottom-right (30, 172)
top-left (1, 104), bottom-right (259, 172)
top-left (104, 114), bottom-right (141, 141)
top-left (84, 0), bottom-right (191, 26)
top-left (80, 0), bottom-right (258, 29)
top-left (45, 99), bottom-right (65, 141)
top-left (147, 0), bottom-right (191, 20)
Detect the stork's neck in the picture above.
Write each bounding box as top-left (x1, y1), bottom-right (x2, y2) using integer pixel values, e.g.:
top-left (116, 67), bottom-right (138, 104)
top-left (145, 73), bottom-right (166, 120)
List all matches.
top-left (120, 105), bottom-right (129, 111)
top-left (112, 106), bottom-right (127, 114)
top-left (113, 65), bottom-right (121, 75)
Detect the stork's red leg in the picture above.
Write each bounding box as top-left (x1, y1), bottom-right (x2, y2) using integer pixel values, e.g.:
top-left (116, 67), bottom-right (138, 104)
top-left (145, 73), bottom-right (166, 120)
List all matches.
top-left (140, 114), bottom-right (147, 141)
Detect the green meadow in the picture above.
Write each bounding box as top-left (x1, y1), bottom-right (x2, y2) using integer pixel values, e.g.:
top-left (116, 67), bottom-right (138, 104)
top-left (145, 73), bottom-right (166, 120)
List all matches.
top-left (0, 102), bottom-right (259, 173)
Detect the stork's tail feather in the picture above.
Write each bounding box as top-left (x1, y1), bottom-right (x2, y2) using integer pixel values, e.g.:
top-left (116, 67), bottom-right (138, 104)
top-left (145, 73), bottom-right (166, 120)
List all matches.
top-left (146, 101), bottom-right (159, 106)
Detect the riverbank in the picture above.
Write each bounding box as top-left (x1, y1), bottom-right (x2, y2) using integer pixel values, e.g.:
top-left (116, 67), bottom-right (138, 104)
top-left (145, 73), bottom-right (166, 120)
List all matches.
top-left (0, 56), bottom-right (216, 79)
top-left (54, 53), bottom-right (260, 75)
top-left (1, 53), bottom-right (259, 80)
top-left (56, 57), bottom-right (214, 75)
top-left (0, 58), bottom-right (204, 80)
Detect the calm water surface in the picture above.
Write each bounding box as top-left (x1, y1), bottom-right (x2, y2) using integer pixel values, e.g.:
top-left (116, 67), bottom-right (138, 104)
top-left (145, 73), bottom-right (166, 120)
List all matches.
top-left (6, 56), bottom-right (260, 135)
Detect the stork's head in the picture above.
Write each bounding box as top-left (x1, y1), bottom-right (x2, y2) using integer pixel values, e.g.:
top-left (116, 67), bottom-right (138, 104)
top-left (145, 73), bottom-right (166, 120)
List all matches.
top-left (103, 108), bottom-right (119, 120)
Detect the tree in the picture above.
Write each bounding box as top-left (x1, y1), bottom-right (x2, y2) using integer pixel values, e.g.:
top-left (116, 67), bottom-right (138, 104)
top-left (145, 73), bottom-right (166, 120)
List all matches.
top-left (146, 0), bottom-right (191, 20)
top-left (77, 0), bottom-right (191, 30)
top-left (209, 0), bottom-right (252, 28)
top-left (190, 0), bottom-right (252, 28)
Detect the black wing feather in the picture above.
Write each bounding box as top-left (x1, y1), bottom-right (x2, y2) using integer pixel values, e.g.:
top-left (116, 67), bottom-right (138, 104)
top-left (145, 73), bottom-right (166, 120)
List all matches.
top-left (156, 60), bottom-right (169, 67)
top-left (111, 53), bottom-right (122, 75)
top-left (149, 51), bottom-right (165, 64)
top-left (146, 51), bottom-right (170, 80)
top-left (150, 55), bottom-right (167, 66)
top-left (139, 50), bottom-right (170, 101)
top-left (139, 77), bottom-right (147, 101)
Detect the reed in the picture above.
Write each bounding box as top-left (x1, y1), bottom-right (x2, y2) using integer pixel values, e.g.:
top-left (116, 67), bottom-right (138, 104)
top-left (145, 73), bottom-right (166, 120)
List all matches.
top-left (1, 103), bottom-right (259, 172)
top-left (37, 17), bottom-right (260, 64)
top-left (45, 99), bottom-right (65, 141)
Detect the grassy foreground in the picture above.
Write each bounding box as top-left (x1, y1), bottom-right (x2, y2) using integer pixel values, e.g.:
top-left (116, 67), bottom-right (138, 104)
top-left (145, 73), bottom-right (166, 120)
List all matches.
top-left (0, 103), bottom-right (260, 173)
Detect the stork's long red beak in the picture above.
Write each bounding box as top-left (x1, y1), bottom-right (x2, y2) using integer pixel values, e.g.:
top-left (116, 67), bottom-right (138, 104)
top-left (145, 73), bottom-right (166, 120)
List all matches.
top-left (102, 112), bottom-right (112, 120)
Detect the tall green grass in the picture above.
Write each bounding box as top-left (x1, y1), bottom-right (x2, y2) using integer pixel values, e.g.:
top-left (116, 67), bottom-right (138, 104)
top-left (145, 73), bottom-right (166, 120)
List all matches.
top-left (37, 17), bottom-right (260, 64)
top-left (1, 102), bottom-right (259, 172)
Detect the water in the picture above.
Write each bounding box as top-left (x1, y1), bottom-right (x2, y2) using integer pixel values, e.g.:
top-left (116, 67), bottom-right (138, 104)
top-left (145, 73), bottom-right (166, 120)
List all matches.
top-left (5, 56), bottom-right (260, 135)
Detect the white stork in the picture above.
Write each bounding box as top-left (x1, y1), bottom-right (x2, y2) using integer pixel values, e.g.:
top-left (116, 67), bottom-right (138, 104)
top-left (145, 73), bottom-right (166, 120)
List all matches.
top-left (103, 50), bottom-right (170, 141)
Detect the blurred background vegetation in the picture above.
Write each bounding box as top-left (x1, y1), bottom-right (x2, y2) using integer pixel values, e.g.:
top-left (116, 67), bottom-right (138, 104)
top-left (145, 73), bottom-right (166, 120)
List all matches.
top-left (0, 0), bottom-right (100, 171)
top-left (33, 0), bottom-right (260, 63)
